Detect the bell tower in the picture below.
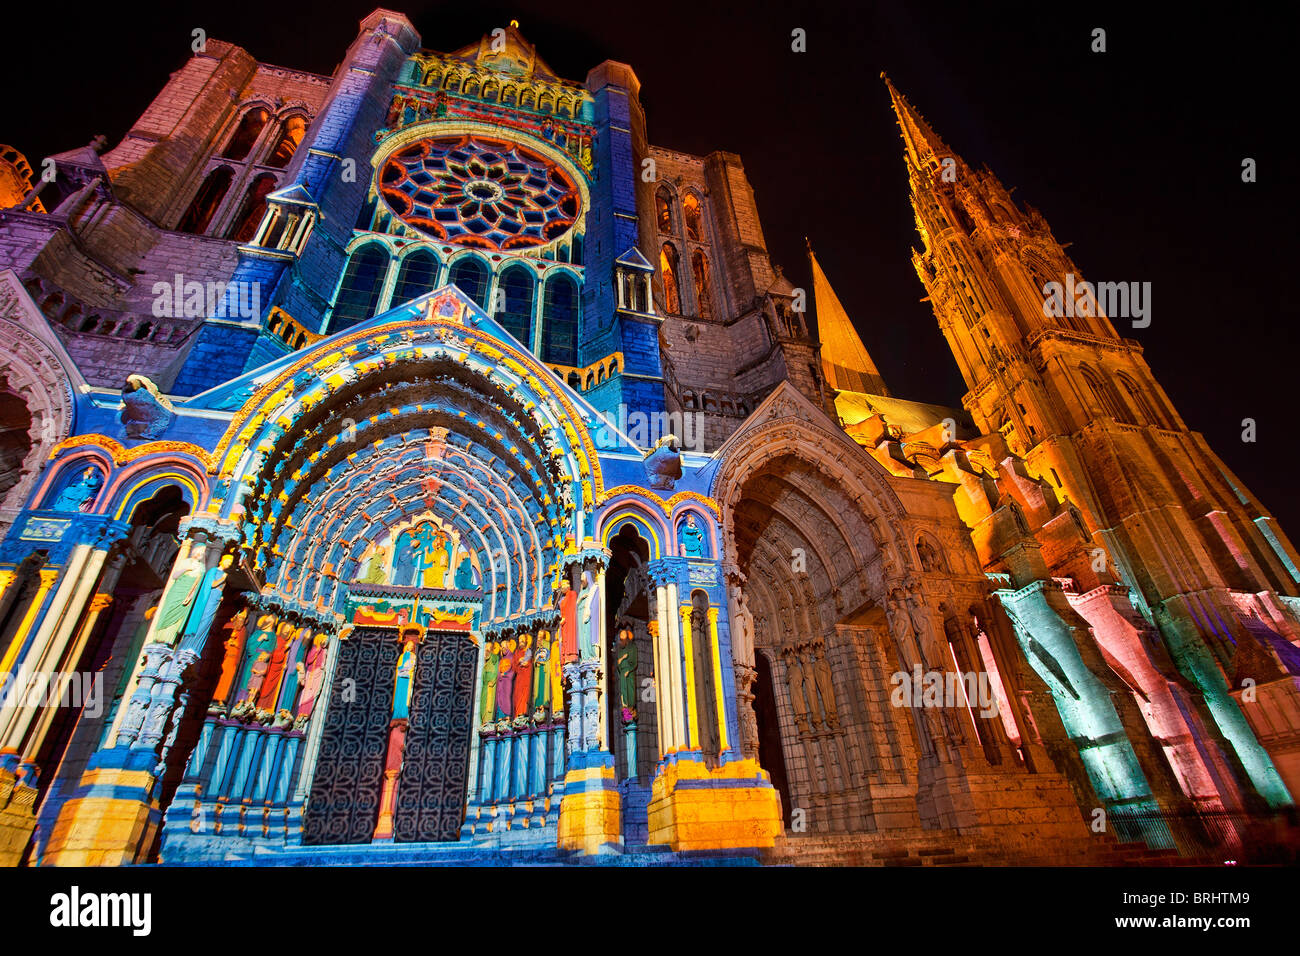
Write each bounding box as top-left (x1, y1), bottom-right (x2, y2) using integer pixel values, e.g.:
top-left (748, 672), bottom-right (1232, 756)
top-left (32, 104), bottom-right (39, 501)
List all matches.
top-left (886, 74), bottom-right (1300, 806)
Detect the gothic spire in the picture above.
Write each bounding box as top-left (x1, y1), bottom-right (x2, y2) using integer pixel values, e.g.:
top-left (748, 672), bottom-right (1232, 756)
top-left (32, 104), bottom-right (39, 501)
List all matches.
top-left (808, 241), bottom-right (889, 396)
top-left (881, 73), bottom-right (958, 173)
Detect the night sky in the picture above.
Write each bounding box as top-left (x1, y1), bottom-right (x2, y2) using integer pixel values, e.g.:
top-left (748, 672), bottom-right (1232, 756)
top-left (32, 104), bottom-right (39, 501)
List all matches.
top-left (1, 1), bottom-right (1292, 529)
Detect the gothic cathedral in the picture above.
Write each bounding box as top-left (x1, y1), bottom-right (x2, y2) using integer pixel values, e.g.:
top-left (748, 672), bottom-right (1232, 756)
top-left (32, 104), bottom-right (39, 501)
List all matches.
top-left (0, 10), bottom-right (1296, 866)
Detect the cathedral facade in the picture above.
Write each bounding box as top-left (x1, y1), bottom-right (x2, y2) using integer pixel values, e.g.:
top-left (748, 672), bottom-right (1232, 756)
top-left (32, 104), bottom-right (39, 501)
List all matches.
top-left (0, 9), bottom-right (1296, 866)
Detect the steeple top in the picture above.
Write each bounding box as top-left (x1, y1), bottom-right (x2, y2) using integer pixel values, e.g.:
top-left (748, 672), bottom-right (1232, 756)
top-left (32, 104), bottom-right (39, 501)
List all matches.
top-left (809, 244), bottom-right (889, 397)
top-left (881, 74), bottom-right (956, 173)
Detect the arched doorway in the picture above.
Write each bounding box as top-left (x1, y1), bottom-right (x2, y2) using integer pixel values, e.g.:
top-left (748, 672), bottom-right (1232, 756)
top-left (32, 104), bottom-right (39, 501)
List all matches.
top-left (177, 296), bottom-right (598, 853)
top-left (753, 650), bottom-right (792, 829)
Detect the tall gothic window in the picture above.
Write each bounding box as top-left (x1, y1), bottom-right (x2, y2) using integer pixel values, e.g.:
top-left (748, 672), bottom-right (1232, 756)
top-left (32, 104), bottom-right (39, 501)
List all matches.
top-left (542, 273), bottom-right (578, 366)
top-left (391, 250), bottom-right (440, 306)
top-left (222, 108), bottom-right (270, 161)
top-left (683, 193), bottom-right (703, 241)
top-left (692, 250), bottom-right (712, 318)
top-left (1117, 373), bottom-right (1157, 426)
top-left (449, 256), bottom-right (489, 308)
top-left (656, 187), bottom-right (674, 234)
top-left (1079, 366), bottom-right (1129, 423)
top-left (227, 173), bottom-right (277, 243)
top-left (177, 167), bottom-right (234, 234)
top-left (266, 116), bottom-right (307, 168)
top-left (498, 265), bottom-right (536, 347)
top-left (660, 243), bottom-right (680, 314)
top-left (331, 243), bottom-right (390, 332)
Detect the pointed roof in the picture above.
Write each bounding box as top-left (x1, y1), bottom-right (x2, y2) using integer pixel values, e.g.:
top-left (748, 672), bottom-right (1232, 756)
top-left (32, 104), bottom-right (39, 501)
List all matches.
top-left (451, 21), bottom-right (559, 81)
top-left (881, 73), bottom-right (957, 173)
top-left (809, 243), bottom-right (889, 396)
top-left (615, 246), bottom-right (654, 271)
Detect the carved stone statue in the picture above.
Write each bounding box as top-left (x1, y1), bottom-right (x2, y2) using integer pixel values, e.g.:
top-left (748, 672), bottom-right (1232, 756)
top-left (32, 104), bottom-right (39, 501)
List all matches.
top-left (812, 647), bottom-right (839, 729)
top-left (51, 466), bottom-right (102, 512)
top-left (785, 650), bottom-right (810, 733)
top-left (616, 627), bottom-right (638, 719)
top-left (294, 633), bottom-right (329, 727)
top-left (577, 568), bottom-right (600, 659)
top-left (643, 434), bottom-right (682, 491)
top-left (151, 544), bottom-right (208, 647)
top-left (212, 608), bottom-right (248, 708)
top-left (678, 512), bottom-right (706, 558)
top-left (392, 640), bottom-right (417, 721)
top-left (480, 641), bottom-right (500, 727)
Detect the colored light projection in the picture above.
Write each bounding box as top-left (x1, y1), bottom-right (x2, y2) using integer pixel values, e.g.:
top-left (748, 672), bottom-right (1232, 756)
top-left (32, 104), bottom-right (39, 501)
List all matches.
top-left (347, 515), bottom-right (483, 631)
top-left (378, 135), bottom-right (580, 249)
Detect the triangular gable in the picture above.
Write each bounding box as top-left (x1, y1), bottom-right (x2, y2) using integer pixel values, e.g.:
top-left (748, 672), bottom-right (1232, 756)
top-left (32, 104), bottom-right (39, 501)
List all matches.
top-left (615, 247), bottom-right (654, 272)
top-left (698, 379), bottom-right (893, 490)
top-left (267, 183), bottom-right (316, 206)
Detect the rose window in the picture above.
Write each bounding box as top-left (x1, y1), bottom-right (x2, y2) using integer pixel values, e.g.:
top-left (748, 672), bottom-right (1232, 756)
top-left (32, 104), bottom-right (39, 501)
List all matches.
top-left (378, 135), bottom-right (580, 250)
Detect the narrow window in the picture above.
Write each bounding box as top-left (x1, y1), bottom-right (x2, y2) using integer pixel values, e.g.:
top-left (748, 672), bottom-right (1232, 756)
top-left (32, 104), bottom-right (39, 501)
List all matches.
top-left (683, 193), bottom-right (702, 241)
top-left (265, 116), bottom-right (306, 168)
top-left (222, 108), bottom-right (270, 161)
top-left (660, 243), bottom-right (680, 314)
top-left (692, 250), bottom-right (712, 318)
top-left (498, 266), bottom-right (535, 347)
top-left (330, 244), bottom-right (390, 332)
top-left (177, 167), bottom-right (235, 234)
top-left (542, 273), bottom-right (579, 366)
top-left (449, 256), bottom-right (489, 308)
top-left (391, 250), bottom-right (440, 306)
top-left (227, 174), bottom-right (277, 243)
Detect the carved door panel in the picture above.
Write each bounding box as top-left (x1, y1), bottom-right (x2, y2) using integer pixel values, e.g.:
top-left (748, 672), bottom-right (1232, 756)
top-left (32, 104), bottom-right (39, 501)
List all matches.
top-left (302, 628), bottom-right (398, 845)
top-left (393, 629), bottom-right (478, 842)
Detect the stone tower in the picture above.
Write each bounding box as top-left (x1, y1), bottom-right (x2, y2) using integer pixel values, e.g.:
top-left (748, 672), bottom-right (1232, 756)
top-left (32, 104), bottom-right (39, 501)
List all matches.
top-left (885, 74), bottom-right (1300, 806)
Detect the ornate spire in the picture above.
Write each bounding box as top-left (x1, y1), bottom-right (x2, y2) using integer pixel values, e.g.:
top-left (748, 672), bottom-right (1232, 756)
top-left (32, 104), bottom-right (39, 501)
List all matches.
top-left (808, 242), bottom-right (889, 396)
top-left (881, 73), bottom-right (958, 173)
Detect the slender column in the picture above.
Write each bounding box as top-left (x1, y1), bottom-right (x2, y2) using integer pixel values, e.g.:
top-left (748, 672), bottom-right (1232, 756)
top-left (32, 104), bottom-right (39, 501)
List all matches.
top-left (274, 736), bottom-right (302, 806)
top-left (649, 619), bottom-right (665, 756)
top-left (2, 547), bottom-right (109, 751)
top-left (373, 719), bottom-right (407, 840)
top-left (678, 601), bottom-right (699, 749)
top-left (656, 584), bottom-right (681, 751)
top-left (563, 662), bottom-right (583, 756)
top-left (0, 568), bottom-right (61, 677)
top-left (510, 725), bottom-right (528, 798)
top-left (706, 607), bottom-right (730, 754)
top-left (493, 733), bottom-right (512, 801)
top-left (528, 727), bottom-right (546, 797)
top-left (211, 723), bottom-right (245, 799)
top-left (480, 734), bottom-right (498, 800)
top-left (549, 723), bottom-right (564, 782)
top-left (183, 718), bottom-right (216, 787)
top-left (596, 568), bottom-right (608, 750)
top-left (22, 592), bottom-right (114, 761)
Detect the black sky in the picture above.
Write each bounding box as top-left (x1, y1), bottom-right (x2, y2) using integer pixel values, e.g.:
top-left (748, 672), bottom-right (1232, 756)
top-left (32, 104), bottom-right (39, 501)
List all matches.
top-left (1, 0), bottom-right (1293, 530)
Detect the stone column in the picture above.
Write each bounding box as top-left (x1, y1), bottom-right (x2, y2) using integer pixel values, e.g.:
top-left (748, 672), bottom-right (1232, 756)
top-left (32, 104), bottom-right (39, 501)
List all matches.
top-left (679, 603), bottom-right (700, 749)
top-left (0, 568), bottom-right (59, 677)
top-left (706, 607), bottom-right (731, 754)
top-left (664, 580), bottom-right (686, 751)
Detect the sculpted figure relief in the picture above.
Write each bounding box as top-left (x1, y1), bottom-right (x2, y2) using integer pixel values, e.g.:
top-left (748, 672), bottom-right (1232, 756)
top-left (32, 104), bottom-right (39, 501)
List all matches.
top-left (51, 466), bottom-right (102, 513)
top-left (151, 544), bottom-right (208, 647)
